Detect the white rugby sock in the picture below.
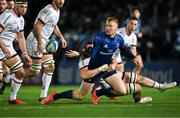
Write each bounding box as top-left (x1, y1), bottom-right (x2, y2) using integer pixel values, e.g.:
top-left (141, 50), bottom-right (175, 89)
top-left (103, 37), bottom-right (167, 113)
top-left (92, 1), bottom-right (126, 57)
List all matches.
top-left (153, 82), bottom-right (164, 89)
top-left (40, 73), bottom-right (53, 98)
top-left (10, 77), bottom-right (23, 100)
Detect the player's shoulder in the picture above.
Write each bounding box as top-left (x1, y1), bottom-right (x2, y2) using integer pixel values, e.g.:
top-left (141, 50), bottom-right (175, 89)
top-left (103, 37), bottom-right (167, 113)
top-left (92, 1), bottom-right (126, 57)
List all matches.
top-left (1, 9), bottom-right (13, 16)
top-left (45, 4), bottom-right (58, 13)
top-left (117, 27), bottom-right (125, 35)
top-left (0, 9), bottom-right (14, 20)
top-left (40, 4), bottom-right (54, 14)
top-left (116, 33), bottom-right (124, 40)
top-left (78, 57), bottom-right (90, 69)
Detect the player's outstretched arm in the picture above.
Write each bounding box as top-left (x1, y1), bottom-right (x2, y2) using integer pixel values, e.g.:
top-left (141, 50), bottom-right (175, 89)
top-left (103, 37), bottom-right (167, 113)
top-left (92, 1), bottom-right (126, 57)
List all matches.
top-left (65, 50), bottom-right (80, 58)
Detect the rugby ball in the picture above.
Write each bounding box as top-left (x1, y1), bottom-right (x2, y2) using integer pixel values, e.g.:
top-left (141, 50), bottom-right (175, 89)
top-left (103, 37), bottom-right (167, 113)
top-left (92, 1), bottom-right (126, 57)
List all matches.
top-left (46, 39), bottom-right (59, 53)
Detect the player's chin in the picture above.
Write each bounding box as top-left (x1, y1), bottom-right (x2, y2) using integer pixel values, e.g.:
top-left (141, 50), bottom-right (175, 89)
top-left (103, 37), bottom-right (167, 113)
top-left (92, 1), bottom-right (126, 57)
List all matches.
top-left (105, 32), bottom-right (111, 36)
top-left (21, 12), bottom-right (26, 15)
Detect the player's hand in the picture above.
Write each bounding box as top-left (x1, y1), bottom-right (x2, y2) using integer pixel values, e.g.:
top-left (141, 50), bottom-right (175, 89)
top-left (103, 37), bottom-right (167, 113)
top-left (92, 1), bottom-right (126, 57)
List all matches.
top-left (37, 42), bottom-right (44, 54)
top-left (61, 37), bottom-right (67, 48)
top-left (2, 47), bottom-right (11, 59)
top-left (98, 64), bottom-right (108, 72)
top-left (133, 55), bottom-right (143, 68)
top-left (24, 55), bottom-right (32, 65)
top-left (65, 50), bottom-right (80, 58)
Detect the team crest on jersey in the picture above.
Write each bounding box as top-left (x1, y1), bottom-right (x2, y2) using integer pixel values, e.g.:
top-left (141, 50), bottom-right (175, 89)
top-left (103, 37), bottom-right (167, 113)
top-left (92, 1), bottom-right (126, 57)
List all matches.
top-left (104, 44), bottom-right (108, 48)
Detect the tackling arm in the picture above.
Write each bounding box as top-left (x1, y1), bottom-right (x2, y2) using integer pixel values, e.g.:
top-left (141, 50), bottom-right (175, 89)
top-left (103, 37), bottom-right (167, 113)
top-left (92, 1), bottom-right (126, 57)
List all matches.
top-left (80, 64), bottom-right (108, 80)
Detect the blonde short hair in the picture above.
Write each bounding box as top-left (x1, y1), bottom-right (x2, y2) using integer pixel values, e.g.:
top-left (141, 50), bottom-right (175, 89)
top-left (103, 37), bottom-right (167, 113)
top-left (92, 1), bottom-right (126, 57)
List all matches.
top-left (106, 17), bottom-right (119, 25)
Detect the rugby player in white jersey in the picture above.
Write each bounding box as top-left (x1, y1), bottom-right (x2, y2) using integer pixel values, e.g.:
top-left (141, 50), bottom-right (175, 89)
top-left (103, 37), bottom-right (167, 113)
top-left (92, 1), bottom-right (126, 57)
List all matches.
top-left (0, 0), bottom-right (7, 14)
top-left (114, 16), bottom-right (143, 74)
top-left (0, 0), bottom-right (32, 104)
top-left (0, 0), bottom-right (16, 95)
top-left (25, 0), bottom-right (67, 101)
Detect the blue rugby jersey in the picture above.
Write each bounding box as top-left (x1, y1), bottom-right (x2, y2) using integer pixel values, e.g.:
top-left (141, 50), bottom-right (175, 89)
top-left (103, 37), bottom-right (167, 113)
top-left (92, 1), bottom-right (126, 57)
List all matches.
top-left (88, 32), bottom-right (125, 69)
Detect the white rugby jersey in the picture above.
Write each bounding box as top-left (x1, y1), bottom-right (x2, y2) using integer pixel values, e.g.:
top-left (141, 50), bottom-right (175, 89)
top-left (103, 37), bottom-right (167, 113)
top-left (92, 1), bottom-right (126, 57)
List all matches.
top-left (78, 57), bottom-right (90, 70)
top-left (0, 9), bottom-right (24, 44)
top-left (113, 27), bottom-right (137, 63)
top-left (116, 27), bottom-right (137, 47)
top-left (27, 4), bottom-right (60, 44)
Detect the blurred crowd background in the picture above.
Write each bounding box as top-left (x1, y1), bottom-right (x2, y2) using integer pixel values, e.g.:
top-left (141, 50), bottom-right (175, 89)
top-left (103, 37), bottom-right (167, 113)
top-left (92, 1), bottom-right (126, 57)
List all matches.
top-left (25, 0), bottom-right (180, 62)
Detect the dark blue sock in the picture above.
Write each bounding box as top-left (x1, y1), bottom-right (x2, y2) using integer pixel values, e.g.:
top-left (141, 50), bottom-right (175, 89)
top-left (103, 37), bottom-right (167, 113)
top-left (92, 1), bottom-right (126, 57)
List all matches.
top-left (96, 88), bottom-right (117, 97)
top-left (53, 90), bottom-right (73, 100)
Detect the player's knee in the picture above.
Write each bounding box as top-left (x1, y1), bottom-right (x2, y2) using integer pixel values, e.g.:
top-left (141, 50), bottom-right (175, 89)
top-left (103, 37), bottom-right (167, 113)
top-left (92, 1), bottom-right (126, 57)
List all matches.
top-left (127, 83), bottom-right (136, 95)
top-left (42, 59), bottom-right (55, 73)
top-left (15, 69), bottom-right (25, 79)
top-left (2, 65), bottom-right (10, 77)
top-left (30, 64), bottom-right (42, 76)
top-left (0, 67), bottom-right (4, 80)
top-left (10, 61), bottom-right (25, 79)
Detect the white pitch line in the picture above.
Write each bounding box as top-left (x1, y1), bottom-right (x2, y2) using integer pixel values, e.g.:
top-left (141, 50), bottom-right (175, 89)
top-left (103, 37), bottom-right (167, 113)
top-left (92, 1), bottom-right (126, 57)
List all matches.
top-left (0, 104), bottom-right (152, 110)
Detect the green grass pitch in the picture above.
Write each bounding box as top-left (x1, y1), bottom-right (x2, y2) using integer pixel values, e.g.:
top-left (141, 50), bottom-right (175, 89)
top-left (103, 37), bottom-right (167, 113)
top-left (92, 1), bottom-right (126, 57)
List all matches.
top-left (0, 85), bottom-right (180, 117)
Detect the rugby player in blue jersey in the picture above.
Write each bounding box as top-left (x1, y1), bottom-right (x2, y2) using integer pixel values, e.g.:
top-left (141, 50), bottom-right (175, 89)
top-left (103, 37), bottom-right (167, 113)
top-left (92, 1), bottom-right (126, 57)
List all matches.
top-left (42, 16), bottom-right (176, 105)
top-left (41, 17), bottom-right (145, 105)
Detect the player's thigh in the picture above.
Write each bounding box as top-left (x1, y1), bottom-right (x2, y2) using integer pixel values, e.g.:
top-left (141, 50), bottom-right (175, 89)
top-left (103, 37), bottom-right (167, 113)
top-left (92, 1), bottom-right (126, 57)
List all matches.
top-left (42, 54), bottom-right (53, 61)
top-left (4, 55), bottom-right (22, 67)
top-left (105, 74), bottom-right (126, 95)
top-left (42, 54), bottom-right (54, 73)
top-left (5, 55), bottom-right (25, 78)
top-left (2, 62), bottom-right (10, 77)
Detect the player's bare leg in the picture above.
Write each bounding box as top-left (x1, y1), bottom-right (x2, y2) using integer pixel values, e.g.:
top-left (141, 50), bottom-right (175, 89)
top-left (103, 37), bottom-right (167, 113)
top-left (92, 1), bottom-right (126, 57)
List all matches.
top-left (24, 58), bottom-right (42, 77)
top-left (41, 81), bottom-right (93, 104)
top-left (5, 56), bottom-right (26, 104)
top-left (39, 54), bottom-right (55, 100)
top-left (123, 72), bottom-right (177, 91)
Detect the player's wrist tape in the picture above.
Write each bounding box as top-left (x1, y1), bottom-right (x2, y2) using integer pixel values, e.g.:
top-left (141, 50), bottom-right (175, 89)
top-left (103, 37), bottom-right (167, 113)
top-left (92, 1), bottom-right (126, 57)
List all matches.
top-left (23, 52), bottom-right (28, 57)
top-left (98, 64), bottom-right (108, 72)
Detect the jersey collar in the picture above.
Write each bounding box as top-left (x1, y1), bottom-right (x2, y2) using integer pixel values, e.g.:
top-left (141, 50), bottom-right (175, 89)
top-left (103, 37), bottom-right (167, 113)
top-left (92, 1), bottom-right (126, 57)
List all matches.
top-left (51, 2), bottom-right (58, 11)
top-left (13, 8), bottom-right (21, 17)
